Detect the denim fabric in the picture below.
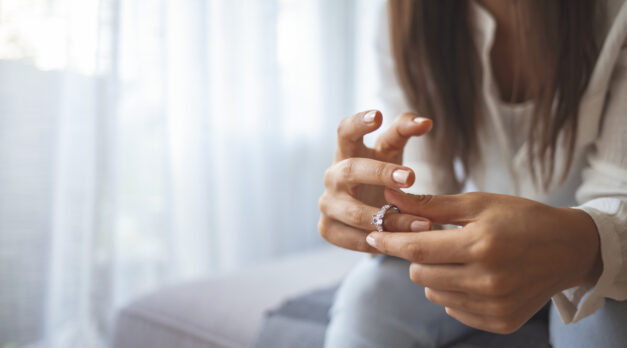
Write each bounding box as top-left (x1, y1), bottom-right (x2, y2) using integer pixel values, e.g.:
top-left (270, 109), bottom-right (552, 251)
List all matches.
top-left (325, 255), bottom-right (626, 348)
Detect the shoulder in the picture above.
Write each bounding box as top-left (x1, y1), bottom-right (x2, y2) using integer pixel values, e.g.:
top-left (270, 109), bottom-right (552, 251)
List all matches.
top-left (600, 0), bottom-right (627, 57)
top-left (595, 0), bottom-right (627, 109)
top-left (593, 0), bottom-right (627, 79)
top-left (575, 0), bottom-right (627, 149)
top-left (605, 0), bottom-right (627, 30)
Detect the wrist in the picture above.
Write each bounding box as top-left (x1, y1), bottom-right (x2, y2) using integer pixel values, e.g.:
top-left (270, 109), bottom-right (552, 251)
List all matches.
top-left (560, 207), bottom-right (603, 289)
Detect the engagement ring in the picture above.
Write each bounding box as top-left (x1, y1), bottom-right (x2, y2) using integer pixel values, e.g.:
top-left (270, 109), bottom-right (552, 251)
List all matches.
top-left (372, 204), bottom-right (400, 232)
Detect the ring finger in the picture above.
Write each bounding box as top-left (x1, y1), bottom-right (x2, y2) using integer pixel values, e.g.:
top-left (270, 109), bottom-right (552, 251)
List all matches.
top-left (318, 216), bottom-right (378, 253)
top-left (321, 193), bottom-right (431, 232)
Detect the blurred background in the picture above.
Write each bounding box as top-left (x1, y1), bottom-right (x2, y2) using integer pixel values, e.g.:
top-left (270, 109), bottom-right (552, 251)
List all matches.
top-left (0, 0), bottom-right (388, 347)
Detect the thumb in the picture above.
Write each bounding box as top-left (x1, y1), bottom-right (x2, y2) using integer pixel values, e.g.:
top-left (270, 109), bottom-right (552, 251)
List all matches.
top-left (384, 188), bottom-right (480, 225)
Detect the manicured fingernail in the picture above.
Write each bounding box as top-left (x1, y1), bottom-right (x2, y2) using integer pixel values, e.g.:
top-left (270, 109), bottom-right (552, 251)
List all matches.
top-left (410, 220), bottom-right (430, 232)
top-left (363, 110), bottom-right (377, 124)
top-left (392, 169), bottom-right (410, 185)
top-left (366, 235), bottom-right (377, 247)
top-left (413, 117), bottom-right (428, 124)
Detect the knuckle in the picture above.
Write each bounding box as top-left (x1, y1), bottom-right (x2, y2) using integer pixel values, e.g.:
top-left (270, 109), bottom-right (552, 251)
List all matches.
top-left (472, 236), bottom-right (496, 261)
top-left (413, 194), bottom-right (434, 206)
top-left (489, 299), bottom-right (517, 317)
top-left (318, 194), bottom-right (328, 213)
top-left (481, 274), bottom-right (510, 296)
top-left (339, 159), bottom-right (354, 181)
top-left (345, 203), bottom-right (365, 226)
top-left (376, 132), bottom-right (403, 155)
top-left (374, 162), bottom-right (390, 182)
top-left (409, 264), bottom-right (422, 284)
top-left (404, 243), bottom-right (426, 262)
top-left (376, 139), bottom-right (394, 154)
top-left (424, 287), bottom-right (436, 302)
top-left (323, 167), bottom-right (335, 188)
top-left (463, 192), bottom-right (483, 203)
top-left (482, 275), bottom-right (501, 295)
top-left (336, 117), bottom-right (350, 136)
top-left (471, 231), bottom-right (502, 262)
top-left (318, 218), bottom-right (329, 240)
top-left (461, 192), bottom-right (487, 214)
top-left (409, 270), bottom-right (420, 285)
top-left (353, 235), bottom-right (371, 252)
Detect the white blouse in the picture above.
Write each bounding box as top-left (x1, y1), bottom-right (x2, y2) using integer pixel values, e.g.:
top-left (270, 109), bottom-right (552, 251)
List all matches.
top-left (375, 0), bottom-right (627, 324)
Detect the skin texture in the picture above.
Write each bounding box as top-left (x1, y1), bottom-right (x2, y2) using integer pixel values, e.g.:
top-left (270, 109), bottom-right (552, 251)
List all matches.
top-left (365, 188), bottom-right (602, 334)
top-left (319, 0), bottom-right (604, 335)
top-left (318, 110), bottom-right (434, 253)
top-left (318, 110), bottom-right (603, 334)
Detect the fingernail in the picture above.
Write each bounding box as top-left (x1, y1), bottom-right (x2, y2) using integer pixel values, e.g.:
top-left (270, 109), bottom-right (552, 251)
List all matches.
top-left (410, 220), bottom-right (430, 232)
top-left (366, 235), bottom-right (377, 247)
top-left (363, 110), bottom-right (377, 124)
top-left (413, 117), bottom-right (428, 124)
top-left (392, 169), bottom-right (410, 185)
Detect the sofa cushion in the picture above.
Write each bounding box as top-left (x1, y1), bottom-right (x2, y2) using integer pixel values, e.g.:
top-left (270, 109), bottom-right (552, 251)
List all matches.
top-left (251, 286), bottom-right (552, 348)
top-left (112, 247), bottom-right (362, 348)
top-left (251, 286), bottom-right (336, 348)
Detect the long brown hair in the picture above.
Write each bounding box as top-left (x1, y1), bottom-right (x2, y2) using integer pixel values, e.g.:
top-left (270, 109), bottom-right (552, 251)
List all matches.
top-left (388, 0), bottom-right (601, 191)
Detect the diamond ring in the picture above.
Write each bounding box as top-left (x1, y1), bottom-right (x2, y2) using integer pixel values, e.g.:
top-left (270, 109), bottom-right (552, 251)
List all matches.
top-left (371, 204), bottom-right (400, 232)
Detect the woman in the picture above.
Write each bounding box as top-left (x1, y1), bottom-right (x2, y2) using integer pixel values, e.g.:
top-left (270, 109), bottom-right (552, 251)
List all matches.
top-left (319, 0), bottom-right (627, 347)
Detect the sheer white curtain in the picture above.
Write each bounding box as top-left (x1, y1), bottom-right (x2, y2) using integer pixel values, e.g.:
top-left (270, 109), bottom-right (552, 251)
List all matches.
top-left (0, 0), bottom-right (383, 347)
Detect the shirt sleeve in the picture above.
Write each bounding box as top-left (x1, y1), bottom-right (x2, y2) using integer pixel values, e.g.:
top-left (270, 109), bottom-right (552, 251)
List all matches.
top-left (551, 47), bottom-right (627, 324)
top-left (373, 5), bottom-right (460, 195)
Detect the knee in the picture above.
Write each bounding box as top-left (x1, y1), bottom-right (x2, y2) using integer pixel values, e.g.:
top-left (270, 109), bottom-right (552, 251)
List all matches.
top-left (330, 256), bottom-right (413, 317)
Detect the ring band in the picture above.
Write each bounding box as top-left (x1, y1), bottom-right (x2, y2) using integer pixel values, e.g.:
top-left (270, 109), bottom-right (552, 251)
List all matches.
top-left (372, 204), bottom-right (400, 232)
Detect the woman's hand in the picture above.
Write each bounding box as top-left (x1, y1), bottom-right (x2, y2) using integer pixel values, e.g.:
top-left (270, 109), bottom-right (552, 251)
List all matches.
top-left (318, 110), bottom-right (433, 253)
top-left (366, 188), bottom-right (603, 334)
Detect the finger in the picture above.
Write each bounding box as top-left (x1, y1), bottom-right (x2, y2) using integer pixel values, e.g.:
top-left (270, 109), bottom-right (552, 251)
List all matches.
top-left (335, 110), bottom-right (381, 161)
top-left (320, 193), bottom-right (430, 232)
top-left (384, 188), bottom-right (485, 225)
top-left (444, 307), bottom-right (523, 335)
top-left (318, 216), bottom-right (379, 253)
top-left (408, 263), bottom-right (472, 292)
top-left (409, 263), bottom-right (517, 297)
top-left (375, 112), bottom-right (433, 156)
top-left (424, 288), bottom-right (521, 318)
top-left (325, 158), bottom-right (415, 189)
top-left (385, 213), bottom-right (431, 232)
top-left (366, 229), bottom-right (472, 264)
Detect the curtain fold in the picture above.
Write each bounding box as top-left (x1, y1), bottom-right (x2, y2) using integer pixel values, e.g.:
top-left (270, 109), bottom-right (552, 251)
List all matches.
top-left (0, 0), bottom-right (383, 346)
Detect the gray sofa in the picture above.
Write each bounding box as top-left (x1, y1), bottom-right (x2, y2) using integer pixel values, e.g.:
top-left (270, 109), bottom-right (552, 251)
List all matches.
top-left (112, 247), bottom-right (362, 348)
top-left (112, 247), bottom-right (551, 348)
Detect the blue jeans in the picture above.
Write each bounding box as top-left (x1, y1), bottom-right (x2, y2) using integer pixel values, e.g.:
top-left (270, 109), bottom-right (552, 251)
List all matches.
top-left (325, 255), bottom-right (627, 348)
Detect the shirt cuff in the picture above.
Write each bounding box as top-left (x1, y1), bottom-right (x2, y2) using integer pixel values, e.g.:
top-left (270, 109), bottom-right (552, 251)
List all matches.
top-left (551, 198), bottom-right (623, 324)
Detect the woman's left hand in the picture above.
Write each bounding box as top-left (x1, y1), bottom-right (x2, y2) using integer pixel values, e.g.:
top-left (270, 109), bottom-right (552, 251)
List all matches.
top-left (366, 188), bottom-right (603, 334)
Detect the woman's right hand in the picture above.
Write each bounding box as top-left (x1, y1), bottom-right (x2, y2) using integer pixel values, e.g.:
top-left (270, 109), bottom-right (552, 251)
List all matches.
top-left (318, 110), bottom-right (434, 253)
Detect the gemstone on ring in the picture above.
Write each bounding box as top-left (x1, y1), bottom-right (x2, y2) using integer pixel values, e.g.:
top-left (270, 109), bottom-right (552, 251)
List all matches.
top-left (372, 204), bottom-right (400, 232)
